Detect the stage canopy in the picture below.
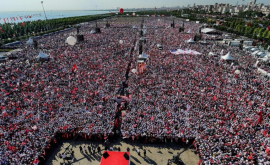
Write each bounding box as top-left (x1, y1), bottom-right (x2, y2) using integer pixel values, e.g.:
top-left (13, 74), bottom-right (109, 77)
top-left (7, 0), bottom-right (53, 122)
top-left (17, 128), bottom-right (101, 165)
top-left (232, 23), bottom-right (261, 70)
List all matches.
top-left (221, 52), bottom-right (235, 60)
top-left (187, 29), bottom-right (192, 33)
top-left (36, 51), bottom-right (49, 59)
top-left (171, 49), bottom-right (201, 55)
top-left (100, 151), bottom-right (130, 165)
top-left (187, 38), bottom-right (195, 43)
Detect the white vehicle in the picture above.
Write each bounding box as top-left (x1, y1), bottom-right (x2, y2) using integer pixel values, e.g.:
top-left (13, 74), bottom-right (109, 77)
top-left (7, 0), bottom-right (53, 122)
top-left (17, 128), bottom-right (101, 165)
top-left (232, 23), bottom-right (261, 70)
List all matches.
top-left (228, 41), bottom-right (240, 46)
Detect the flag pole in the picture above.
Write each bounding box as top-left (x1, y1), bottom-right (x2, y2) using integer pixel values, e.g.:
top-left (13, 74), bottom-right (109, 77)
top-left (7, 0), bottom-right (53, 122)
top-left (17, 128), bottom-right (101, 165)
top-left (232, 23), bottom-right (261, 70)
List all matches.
top-left (41, 1), bottom-right (48, 21)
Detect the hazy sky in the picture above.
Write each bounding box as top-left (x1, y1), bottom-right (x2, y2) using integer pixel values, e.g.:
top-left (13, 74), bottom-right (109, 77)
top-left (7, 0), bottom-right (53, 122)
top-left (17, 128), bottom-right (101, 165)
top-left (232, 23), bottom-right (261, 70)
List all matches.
top-left (0, 0), bottom-right (269, 11)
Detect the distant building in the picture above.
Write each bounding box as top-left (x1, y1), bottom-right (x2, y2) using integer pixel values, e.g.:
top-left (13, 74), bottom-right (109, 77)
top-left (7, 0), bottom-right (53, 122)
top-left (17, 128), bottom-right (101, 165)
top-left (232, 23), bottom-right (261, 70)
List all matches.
top-left (222, 7), bottom-right (230, 14)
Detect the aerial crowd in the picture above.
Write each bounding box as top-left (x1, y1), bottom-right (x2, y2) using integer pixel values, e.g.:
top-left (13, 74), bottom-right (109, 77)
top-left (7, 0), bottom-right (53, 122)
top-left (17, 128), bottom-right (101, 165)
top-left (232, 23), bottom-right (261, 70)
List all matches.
top-left (0, 17), bottom-right (269, 164)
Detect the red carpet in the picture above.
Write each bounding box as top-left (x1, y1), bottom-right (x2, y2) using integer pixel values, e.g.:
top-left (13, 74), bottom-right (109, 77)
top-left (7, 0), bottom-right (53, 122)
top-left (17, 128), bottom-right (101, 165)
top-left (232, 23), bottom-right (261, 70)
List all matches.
top-left (100, 151), bottom-right (130, 165)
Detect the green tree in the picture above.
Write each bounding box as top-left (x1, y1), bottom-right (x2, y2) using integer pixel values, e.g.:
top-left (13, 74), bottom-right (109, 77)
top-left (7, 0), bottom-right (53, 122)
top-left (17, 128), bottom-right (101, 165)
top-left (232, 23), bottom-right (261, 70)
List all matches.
top-left (258, 28), bottom-right (265, 37)
top-left (253, 28), bottom-right (259, 36)
top-left (262, 29), bottom-right (269, 38)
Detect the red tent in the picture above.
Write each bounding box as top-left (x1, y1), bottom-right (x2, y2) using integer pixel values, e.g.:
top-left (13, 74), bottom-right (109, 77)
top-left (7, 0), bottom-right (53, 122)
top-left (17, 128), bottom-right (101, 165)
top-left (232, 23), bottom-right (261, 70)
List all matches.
top-left (100, 151), bottom-right (130, 165)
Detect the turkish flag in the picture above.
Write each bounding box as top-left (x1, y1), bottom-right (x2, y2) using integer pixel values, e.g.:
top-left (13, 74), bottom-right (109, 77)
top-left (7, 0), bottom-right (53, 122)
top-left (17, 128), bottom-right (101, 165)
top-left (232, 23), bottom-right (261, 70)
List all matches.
top-left (119, 8), bottom-right (124, 14)
top-left (63, 125), bottom-right (68, 130)
top-left (72, 64), bottom-right (78, 72)
top-left (268, 26), bottom-right (270, 31)
top-left (258, 110), bottom-right (263, 124)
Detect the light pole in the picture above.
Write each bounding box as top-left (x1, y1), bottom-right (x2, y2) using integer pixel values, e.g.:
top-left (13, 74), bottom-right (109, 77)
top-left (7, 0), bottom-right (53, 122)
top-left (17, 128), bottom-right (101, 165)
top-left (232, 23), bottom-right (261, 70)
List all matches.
top-left (41, 1), bottom-right (48, 21)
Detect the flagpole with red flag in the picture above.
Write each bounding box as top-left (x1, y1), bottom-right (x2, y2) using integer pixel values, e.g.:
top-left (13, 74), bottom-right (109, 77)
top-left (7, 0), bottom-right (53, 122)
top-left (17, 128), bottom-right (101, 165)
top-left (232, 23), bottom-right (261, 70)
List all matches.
top-left (72, 64), bottom-right (78, 72)
top-left (257, 110), bottom-right (263, 125)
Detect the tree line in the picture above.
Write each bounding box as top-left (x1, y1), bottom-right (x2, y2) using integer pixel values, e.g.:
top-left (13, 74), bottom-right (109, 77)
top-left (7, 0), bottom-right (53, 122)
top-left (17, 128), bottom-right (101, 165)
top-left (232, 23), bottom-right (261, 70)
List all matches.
top-left (0, 14), bottom-right (111, 45)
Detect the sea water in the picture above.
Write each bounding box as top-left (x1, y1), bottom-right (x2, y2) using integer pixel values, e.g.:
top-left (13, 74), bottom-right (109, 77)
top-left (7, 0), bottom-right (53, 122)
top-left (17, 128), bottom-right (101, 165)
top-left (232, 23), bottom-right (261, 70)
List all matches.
top-left (0, 10), bottom-right (116, 24)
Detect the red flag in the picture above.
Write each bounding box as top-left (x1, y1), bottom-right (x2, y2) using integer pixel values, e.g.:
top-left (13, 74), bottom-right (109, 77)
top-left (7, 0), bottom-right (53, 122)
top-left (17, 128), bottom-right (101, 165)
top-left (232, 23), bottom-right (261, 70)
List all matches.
top-left (214, 95), bottom-right (218, 101)
top-left (63, 125), bottom-right (68, 130)
top-left (0, 27), bottom-right (5, 33)
top-left (21, 23), bottom-right (25, 26)
top-left (3, 18), bottom-right (6, 23)
top-left (119, 8), bottom-right (124, 14)
top-left (72, 64), bottom-right (78, 72)
top-left (19, 16), bottom-right (22, 20)
top-left (258, 110), bottom-right (263, 124)
top-left (198, 159), bottom-right (203, 165)
top-left (151, 116), bottom-right (154, 121)
top-left (248, 22), bottom-right (252, 27)
top-left (268, 26), bottom-right (270, 31)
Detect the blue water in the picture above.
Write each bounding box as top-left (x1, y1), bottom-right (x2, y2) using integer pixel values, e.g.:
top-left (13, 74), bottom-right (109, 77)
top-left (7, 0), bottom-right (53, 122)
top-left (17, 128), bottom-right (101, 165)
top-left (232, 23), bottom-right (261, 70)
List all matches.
top-left (0, 10), bottom-right (116, 24)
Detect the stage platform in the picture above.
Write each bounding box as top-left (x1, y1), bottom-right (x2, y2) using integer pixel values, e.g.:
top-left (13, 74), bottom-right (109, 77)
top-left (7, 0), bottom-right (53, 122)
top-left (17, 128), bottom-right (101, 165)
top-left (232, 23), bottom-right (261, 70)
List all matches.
top-left (100, 151), bottom-right (130, 165)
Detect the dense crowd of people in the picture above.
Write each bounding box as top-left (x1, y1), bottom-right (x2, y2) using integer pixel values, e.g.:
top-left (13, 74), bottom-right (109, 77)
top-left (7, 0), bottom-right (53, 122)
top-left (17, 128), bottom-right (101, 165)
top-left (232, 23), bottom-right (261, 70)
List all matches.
top-left (0, 17), bottom-right (269, 164)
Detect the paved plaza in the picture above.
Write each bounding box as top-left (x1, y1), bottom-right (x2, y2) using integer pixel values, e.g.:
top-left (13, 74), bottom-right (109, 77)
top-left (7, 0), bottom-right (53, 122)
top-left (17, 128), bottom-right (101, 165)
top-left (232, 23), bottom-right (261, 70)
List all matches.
top-left (45, 140), bottom-right (199, 165)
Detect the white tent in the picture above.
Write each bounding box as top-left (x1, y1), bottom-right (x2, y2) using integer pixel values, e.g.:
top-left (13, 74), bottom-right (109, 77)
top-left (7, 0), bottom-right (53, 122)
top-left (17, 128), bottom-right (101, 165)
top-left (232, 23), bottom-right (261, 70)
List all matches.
top-left (252, 50), bottom-right (260, 56)
top-left (131, 69), bottom-right (137, 74)
top-left (90, 30), bottom-right (96, 34)
top-left (36, 51), bottom-right (49, 59)
top-left (257, 52), bottom-right (267, 58)
top-left (187, 29), bottom-right (192, 33)
top-left (224, 34), bottom-right (230, 37)
top-left (259, 57), bottom-right (270, 62)
top-left (26, 38), bottom-right (34, 45)
top-left (187, 38), bottom-right (194, 43)
top-left (251, 48), bottom-right (259, 52)
top-left (208, 52), bottom-right (217, 56)
top-left (132, 26), bottom-right (137, 29)
top-left (221, 52), bottom-right (235, 60)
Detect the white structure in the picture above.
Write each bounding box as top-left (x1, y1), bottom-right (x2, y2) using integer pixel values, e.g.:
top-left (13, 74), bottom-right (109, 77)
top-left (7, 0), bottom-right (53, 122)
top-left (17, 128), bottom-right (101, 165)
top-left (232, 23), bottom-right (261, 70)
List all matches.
top-left (243, 41), bottom-right (253, 46)
top-left (187, 38), bottom-right (195, 43)
top-left (187, 29), bottom-right (192, 33)
top-left (221, 52), bottom-right (235, 60)
top-left (26, 38), bottom-right (34, 45)
top-left (208, 52), bottom-right (217, 56)
top-left (36, 51), bottom-right (49, 60)
top-left (201, 28), bottom-right (216, 34)
top-left (228, 41), bottom-right (241, 46)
